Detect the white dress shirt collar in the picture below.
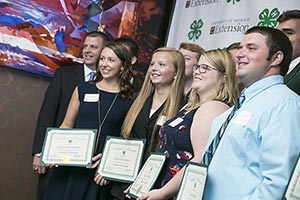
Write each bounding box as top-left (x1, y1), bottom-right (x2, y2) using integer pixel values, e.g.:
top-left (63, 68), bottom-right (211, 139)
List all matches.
top-left (288, 56), bottom-right (300, 74)
top-left (84, 64), bottom-right (96, 82)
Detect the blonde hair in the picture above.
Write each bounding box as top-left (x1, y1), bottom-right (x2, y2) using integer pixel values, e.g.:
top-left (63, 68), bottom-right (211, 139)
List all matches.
top-left (122, 47), bottom-right (185, 139)
top-left (186, 49), bottom-right (239, 111)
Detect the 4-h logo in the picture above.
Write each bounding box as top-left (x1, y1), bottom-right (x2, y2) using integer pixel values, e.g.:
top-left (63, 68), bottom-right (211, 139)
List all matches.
top-left (226, 0), bottom-right (241, 4)
top-left (188, 19), bottom-right (203, 42)
top-left (257, 8), bottom-right (280, 27)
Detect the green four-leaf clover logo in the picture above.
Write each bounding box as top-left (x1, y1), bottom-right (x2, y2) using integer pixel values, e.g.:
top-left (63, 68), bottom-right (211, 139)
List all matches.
top-left (257, 8), bottom-right (280, 27)
top-left (188, 19), bottom-right (203, 42)
top-left (226, 0), bottom-right (240, 4)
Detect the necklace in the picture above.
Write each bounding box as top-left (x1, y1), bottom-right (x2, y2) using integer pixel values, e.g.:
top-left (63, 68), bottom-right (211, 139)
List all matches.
top-left (94, 90), bottom-right (119, 153)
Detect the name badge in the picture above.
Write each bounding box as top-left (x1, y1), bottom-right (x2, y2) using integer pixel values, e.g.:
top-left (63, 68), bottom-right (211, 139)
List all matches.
top-left (232, 110), bottom-right (252, 126)
top-left (156, 115), bottom-right (167, 126)
top-left (84, 94), bottom-right (99, 102)
top-left (168, 117), bottom-right (184, 127)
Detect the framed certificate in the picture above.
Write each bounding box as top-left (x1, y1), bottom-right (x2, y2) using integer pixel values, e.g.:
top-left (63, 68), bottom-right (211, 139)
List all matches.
top-left (128, 153), bottom-right (166, 198)
top-left (96, 136), bottom-right (145, 183)
top-left (40, 128), bottom-right (97, 167)
top-left (176, 162), bottom-right (207, 200)
top-left (284, 154), bottom-right (300, 200)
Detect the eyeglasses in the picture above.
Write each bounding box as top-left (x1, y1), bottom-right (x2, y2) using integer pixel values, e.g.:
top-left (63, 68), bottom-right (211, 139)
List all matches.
top-left (193, 64), bottom-right (221, 74)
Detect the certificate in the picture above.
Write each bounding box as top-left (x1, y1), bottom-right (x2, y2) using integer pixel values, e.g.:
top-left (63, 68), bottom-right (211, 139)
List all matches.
top-left (96, 136), bottom-right (145, 183)
top-left (177, 162), bottom-right (207, 200)
top-left (128, 153), bottom-right (166, 198)
top-left (40, 128), bottom-right (97, 167)
top-left (284, 154), bottom-right (300, 200)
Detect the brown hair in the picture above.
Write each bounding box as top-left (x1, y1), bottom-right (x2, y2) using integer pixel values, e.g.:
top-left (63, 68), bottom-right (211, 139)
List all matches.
top-left (179, 42), bottom-right (205, 61)
top-left (277, 9), bottom-right (300, 23)
top-left (95, 42), bottom-right (134, 98)
top-left (245, 26), bottom-right (292, 76)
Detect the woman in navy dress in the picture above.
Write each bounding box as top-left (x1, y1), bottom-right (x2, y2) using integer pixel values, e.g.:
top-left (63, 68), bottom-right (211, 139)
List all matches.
top-left (139, 49), bottom-right (240, 200)
top-left (44, 41), bottom-right (135, 200)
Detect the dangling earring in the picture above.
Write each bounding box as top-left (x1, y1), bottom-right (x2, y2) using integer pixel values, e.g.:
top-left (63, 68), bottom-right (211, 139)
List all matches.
top-left (119, 67), bottom-right (124, 75)
top-left (222, 74), bottom-right (226, 83)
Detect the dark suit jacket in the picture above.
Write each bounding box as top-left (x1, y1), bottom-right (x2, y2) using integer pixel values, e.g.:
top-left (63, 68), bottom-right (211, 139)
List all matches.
top-left (32, 64), bottom-right (84, 155)
top-left (285, 62), bottom-right (300, 96)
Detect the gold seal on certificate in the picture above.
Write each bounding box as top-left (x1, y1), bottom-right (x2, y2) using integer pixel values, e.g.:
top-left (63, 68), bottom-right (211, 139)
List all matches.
top-left (177, 162), bottom-right (207, 200)
top-left (284, 155), bottom-right (300, 200)
top-left (96, 136), bottom-right (145, 183)
top-left (40, 128), bottom-right (97, 167)
top-left (128, 153), bottom-right (166, 198)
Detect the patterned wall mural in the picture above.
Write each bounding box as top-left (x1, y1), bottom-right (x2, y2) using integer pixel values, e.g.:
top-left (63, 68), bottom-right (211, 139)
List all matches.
top-left (0, 0), bottom-right (173, 80)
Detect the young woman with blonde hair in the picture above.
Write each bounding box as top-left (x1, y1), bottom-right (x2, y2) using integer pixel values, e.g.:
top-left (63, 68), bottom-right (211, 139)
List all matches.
top-left (111, 47), bottom-right (186, 200)
top-left (139, 49), bottom-right (239, 200)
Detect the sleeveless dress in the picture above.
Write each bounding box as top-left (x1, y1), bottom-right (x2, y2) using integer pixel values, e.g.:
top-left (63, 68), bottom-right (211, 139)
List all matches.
top-left (154, 108), bottom-right (198, 188)
top-left (45, 83), bottom-right (133, 200)
top-left (110, 95), bottom-right (165, 199)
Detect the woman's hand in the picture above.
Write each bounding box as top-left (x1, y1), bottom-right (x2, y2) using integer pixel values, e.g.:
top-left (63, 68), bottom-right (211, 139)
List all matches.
top-left (92, 153), bottom-right (109, 186)
top-left (89, 153), bottom-right (102, 169)
top-left (137, 189), bottom-right (165, 200)
top-left (94, 174), bottom-right (109, 186)
top-left (124, 184), bottom-right (132, 199)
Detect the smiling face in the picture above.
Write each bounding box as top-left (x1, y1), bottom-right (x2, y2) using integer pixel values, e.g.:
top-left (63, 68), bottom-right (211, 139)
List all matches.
top-left (98, 47), bottom-right (122, 81)
top-left (192, 56), bottom-right (222, 97)
top-left (148, 51), bottom-right (177, 88)
top-left (82, 36), bottom-right (104, 70)
top-left (236, 32), bottom-right (276, 87)
top-left (277, 18), bottom-right (300, 59)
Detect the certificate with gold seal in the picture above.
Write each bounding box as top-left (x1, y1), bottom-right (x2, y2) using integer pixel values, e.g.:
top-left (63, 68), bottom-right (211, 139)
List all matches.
top-left (284, 154), bottom-right (300, 200)
top-left (96, 136), bottom-right (145, 183)
top-left (177, 162), bottom-right (207, 200)
top-left (128, 153), bottom-right (166, 198)
top-left (40, 128), bottom-right (97, 167)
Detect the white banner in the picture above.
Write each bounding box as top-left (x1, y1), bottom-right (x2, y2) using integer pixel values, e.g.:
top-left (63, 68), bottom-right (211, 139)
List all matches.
top-left (166, 0), bottom-right (300, 50)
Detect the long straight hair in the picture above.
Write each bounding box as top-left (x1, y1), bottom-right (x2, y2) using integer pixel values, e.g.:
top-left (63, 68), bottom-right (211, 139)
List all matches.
top-left (122, 47), bottom-right (185, 139)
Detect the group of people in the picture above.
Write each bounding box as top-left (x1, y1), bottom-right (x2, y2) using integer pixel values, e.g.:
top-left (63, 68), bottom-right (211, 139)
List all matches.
top-left (31, 9), bottom-right (300, 200)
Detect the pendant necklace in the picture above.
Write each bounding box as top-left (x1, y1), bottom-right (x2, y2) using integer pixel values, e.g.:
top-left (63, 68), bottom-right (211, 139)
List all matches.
top-left (94, 89), bottom-right (119, 153)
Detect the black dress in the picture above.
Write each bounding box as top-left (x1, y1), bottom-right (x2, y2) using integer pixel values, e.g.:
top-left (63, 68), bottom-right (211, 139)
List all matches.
top-left (110, 95), bottom-right (164, 200)
top-left (154, 108), bottom-right (197, 188)
top-left (44, 83), bottom-right (133, 200)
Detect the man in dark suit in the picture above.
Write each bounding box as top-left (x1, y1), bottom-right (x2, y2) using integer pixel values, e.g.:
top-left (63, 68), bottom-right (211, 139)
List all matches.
top-left (31, 31), bottom-right (110, 200)
top-left (277, 9), bottom-right (300, 95)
